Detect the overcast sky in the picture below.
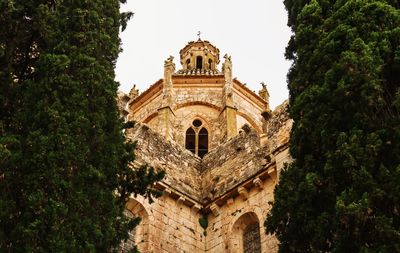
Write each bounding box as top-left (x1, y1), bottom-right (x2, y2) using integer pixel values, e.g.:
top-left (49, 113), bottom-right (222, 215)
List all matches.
top-left (115, 0), bottom-right (292, 110)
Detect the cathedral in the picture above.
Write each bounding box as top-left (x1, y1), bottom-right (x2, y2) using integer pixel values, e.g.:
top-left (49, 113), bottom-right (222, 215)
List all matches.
top-left (118, 39), bottom-right (292, 253)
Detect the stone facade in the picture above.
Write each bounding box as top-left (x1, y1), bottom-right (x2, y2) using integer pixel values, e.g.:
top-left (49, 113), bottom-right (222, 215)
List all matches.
top-left (120, 39), bottom-right (292, 252)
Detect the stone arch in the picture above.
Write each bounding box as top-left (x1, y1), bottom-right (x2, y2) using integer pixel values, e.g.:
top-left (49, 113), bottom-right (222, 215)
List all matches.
top-left (176, 101), bottom-right (221, 111)
top-left (230, 212), bottom-right (262, 253)
top-left (228, 204), bottom-right (266, 253)
top-left (142, 111), bottom-right (158, 124)
top-left (236, 111), bottom-right (262, 134)
top-left (230, 205), bottom-right (265, 228)
top-left (177, 104), bottom-right (218, 132)
top-left (122, 199), bottom-right (150, 253)
top-left (183, 114), bottom-right (211, 131)
top-left (174, 103), bottom-right (220, 149)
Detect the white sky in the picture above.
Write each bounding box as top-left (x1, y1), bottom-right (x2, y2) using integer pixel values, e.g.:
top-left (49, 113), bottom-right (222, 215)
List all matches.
top-left (115, 0), bottom-right (292, 110)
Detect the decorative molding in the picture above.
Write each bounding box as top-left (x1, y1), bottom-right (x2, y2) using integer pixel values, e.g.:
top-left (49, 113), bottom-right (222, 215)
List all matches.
top-left (177, 196), bottom-right (186, 205)
top-left (191, 204), bottom-right (202, 213)
top-left (210, 203), bottom-right (220, 217)
top-left (238, 186), bottom-right (248, 200)
top-left (163, 188), bottom-right (172, 197)
top-left (253, 177), bottom-right (263, 190)
top-left (268, 167), bottom-right (277, 184)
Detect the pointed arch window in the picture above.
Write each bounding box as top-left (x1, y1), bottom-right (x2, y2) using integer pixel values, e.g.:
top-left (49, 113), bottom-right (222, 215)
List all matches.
top-left (185, 128), bottom-right (196, 154)
top-left (185, 119), bottom-right (208, 158)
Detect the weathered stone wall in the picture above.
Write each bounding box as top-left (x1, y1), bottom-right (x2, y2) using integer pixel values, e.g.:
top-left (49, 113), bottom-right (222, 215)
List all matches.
top-left (173, 83), bottom-right (224, 109)
top-left (126, 100), bottom-right (293, 205)
top-left (129, 89), bottom-right (163, 124)
top-left (204, 177), bottom-right (279, 253)
top-left (173, 80), bottom-right (225, 147)
top-left (125, 171), bottom-right (282, 253)
top-left (236, 114), bottom-right (251, 132)
top-left (232, 91), bottom-right (265, 134)
top-left (126, 123), bottom-right (203, 201)
top-left (267, 100), bottom-right (293, 153)
top-left (126, 194), bottom-right (205, 252)
top-left (123, 97), bottom-right (292, 253)
top-left (172, 105), bottom-right (221, 151)
top-left (201, 125), bottom-right (270, 202)
top-left (120, 38), bottom-right (295, 253)
top-left (127, 77), bottom-right (269, 149)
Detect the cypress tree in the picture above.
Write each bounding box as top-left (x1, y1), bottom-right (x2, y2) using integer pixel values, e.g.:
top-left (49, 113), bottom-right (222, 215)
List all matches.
top-left (265, 0), bottom-right (400, 252)
top-left (0, 1), bottom-right (163, 252)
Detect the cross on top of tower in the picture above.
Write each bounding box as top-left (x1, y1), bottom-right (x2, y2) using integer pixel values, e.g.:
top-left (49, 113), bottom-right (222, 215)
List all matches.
top-left (197, 31), bottom-right (201, 41)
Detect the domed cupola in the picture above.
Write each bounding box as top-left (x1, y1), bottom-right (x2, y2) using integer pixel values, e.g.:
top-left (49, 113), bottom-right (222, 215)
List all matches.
top-left (175, 37), bottom-right (221, 76)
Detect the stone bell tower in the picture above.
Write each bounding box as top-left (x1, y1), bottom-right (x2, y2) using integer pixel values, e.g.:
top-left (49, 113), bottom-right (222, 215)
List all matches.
top-left (179, 38), bottom-right (220, 72)
top-left (128, 38), bottom-right (274, 153)
top-left (122, 38), bottom-right (293, 253)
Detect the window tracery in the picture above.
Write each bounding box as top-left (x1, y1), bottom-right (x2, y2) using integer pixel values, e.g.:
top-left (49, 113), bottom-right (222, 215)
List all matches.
top-left (185, 119), bottom-right (208, 158)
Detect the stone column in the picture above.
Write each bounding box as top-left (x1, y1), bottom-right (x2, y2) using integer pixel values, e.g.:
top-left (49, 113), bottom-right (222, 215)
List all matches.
top-left (158, 56), bottom-right (176, 141)
top-left (222, 54), bottom-right (237, 140)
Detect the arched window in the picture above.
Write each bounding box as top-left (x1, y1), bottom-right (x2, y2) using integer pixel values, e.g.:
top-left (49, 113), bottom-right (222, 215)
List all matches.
top-left (243, 223), bottom-right (261, 253)
top-left (230, 212), bottom-right (262, 253)
top-left (208, 58), bottom-right (213, 69)
top-left (185, 127), bottom-right (196, 154)
top-left (196, 56), bottom-right (203, 69)
top-left (185, 119), bottom-right (208, 158)
top-left (198, 128), bottom-right (208, 158)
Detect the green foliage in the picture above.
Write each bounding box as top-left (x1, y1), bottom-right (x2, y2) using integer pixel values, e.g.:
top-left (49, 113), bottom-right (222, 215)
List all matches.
top-left (199, 215), bottom-right (209, 229)
top-left (266, 0), bottom-right (400, 252)
top-left (199, 215), bottom-right (208, 236)
top-left (0, 0), bottom-right (163, 252)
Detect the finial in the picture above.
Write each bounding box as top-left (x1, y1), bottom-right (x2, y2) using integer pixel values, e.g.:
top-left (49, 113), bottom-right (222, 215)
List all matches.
top-left (223, 54), bottom-right (231, 61)
top-left (164, 55), bottom-right (174, 65)
top-left (259, 82), bottom-right (269, 102)
top-left (129, 84), bottom-right (139, 99)
top-left (261, 82), bottom-right (267, 89)
top-left (197, 31), bottom-right (201, 40)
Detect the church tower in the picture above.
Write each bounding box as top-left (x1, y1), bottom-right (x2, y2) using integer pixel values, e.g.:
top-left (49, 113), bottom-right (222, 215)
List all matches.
top-left (121, 39), bottom-right (292, 252)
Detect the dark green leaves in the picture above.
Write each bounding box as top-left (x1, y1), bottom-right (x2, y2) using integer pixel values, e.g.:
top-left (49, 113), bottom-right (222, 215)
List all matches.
top-left (266, 0), bottom-right (400, 252)
top-left (0, 1), bottom-right (163, 252)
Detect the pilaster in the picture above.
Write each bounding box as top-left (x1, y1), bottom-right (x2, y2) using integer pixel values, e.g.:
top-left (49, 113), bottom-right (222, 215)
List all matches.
top-left (222, 54), bottom-right (237, 139)
top-left (158, 56), bottom-right (176, 141)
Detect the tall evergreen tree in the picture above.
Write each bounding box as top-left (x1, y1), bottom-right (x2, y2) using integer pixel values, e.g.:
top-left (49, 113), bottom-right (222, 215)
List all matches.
top-left (0, 1), bottom-right (163, 252)
top-left (266, 0), bottom-right (400, 252)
